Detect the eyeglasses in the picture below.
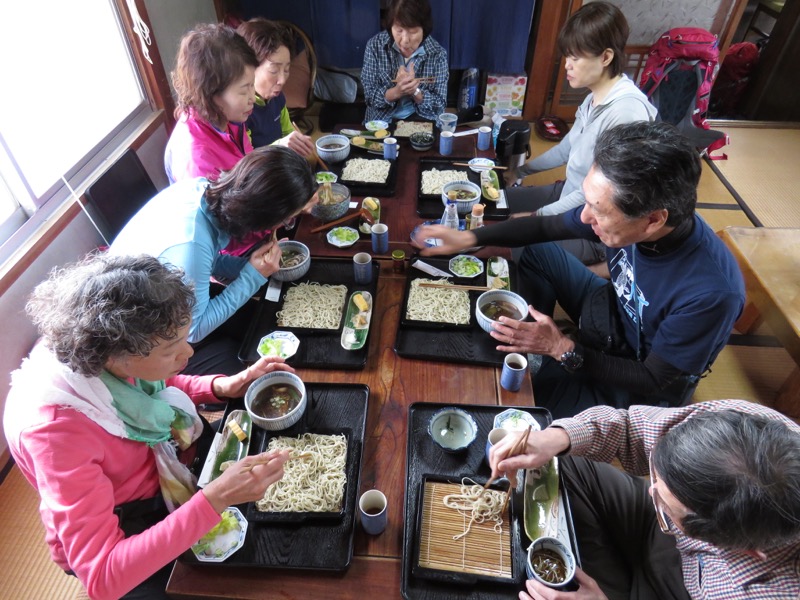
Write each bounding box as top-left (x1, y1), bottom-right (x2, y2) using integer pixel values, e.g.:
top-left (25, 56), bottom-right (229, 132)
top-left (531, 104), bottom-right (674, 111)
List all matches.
top-left (649, 453), bottom-right (677, 536)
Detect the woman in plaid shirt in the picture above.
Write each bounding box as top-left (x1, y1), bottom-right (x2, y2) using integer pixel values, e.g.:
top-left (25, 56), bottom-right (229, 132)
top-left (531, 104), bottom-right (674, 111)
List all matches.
top-left (490, 400), bottom-right (800, 599)
top-left (361, 0), bottom-right (448, 123)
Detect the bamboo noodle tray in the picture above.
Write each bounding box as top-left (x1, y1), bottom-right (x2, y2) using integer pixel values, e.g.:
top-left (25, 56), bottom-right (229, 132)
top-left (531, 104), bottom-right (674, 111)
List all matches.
top-left (415, 479), bottom-right (514, 583)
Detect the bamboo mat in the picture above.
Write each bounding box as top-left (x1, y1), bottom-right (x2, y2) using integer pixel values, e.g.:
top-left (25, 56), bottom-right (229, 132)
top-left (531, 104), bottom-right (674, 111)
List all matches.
top-left (710, 126), bottom-right (800, 228)
top-left (417, 481), bottom-right (513, 579)
top-left (0, 466), bottom-right (85, 599)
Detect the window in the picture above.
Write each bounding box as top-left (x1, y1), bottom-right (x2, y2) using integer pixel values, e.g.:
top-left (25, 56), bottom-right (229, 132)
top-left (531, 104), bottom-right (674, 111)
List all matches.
top-left (0, 0), bottom-right (153, 251)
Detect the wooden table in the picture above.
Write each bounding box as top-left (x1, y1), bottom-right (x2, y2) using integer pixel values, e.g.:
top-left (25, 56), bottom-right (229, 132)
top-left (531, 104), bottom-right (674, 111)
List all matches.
top-left (719, 226), bottom-right (800, 417)
top-left (295, 126), bottom-right (501, 261)
top-left (167, 128), bottom-right (535, 599)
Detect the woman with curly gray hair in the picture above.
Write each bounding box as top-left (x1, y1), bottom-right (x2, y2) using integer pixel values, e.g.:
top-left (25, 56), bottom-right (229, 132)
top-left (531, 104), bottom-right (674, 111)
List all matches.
top-left (4, 254), bottom-right (294, 600)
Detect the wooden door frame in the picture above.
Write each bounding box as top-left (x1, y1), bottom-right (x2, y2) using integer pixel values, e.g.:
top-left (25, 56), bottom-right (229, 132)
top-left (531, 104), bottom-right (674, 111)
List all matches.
top-left (523, 0), bottom-right (749, 122)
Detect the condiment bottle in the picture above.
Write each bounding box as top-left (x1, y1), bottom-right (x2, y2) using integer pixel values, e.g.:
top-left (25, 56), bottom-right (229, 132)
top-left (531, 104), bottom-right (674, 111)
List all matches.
top-left (442, 199), bottom-right (460, 230)
top-left (469, 204), bottom-right (484, 230)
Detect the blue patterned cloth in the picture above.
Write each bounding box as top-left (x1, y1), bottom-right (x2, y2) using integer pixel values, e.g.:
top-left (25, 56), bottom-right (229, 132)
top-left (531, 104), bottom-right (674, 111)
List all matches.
top-left (362, 30), bottom-right (448, 123)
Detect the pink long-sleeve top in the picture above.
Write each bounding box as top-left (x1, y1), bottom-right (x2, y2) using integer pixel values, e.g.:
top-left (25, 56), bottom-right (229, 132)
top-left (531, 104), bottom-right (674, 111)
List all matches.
top-left (164, 110), bottom-right (267, 257)
top-left (5, 373), bottom-right (224, 600)
top-left (164, 109), bottom-right (253, 185)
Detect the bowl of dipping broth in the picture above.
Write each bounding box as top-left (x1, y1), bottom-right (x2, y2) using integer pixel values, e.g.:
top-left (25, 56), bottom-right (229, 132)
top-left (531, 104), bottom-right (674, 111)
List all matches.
top-left (428, 407), bottom-right (478, 452)
top-left (315, 134), bottom-right (351, 163)
top-left (441, 180), bottom-right (481, 214)
top-left (245, 372), bottom-right (307, 431)
top-left (526, 536), bottom-right (576, 589)
top-left (272, 240), bottom-right (310, 282)
top-left (312, 182), bottom-right (351, 222)
top-left (476, 290), bottom-right (529, 334)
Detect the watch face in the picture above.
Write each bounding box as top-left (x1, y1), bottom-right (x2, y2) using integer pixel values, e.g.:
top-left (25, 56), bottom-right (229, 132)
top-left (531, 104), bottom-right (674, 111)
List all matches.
top-left (561, 351), bottom-right (583, 370)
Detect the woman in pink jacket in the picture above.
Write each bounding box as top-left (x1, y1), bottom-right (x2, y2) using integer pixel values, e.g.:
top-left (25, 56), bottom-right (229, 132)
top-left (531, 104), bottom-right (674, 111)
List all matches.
top-left (4, 254), bottom-right (293, 600)
top-left (164, 23), bottom-right (258, 185)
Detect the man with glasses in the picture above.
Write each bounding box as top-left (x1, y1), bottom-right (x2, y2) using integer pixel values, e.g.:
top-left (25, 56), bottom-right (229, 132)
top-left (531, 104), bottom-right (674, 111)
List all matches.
top-left (490, 399), bottom-right (800, 599)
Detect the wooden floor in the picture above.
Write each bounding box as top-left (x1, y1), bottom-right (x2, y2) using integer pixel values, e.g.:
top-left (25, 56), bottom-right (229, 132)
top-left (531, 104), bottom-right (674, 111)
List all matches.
top-left (1, 119), bottom-right (796, 600)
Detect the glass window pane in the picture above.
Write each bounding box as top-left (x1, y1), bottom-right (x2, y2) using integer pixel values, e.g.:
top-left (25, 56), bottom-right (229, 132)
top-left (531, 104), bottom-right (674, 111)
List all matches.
top-left (0, 0), bottom-right (144, 198)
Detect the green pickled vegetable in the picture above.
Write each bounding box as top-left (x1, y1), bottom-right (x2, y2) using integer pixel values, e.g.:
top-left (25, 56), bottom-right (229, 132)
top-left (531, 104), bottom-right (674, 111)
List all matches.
top-left (451, 256), bottom-right (482, 277)
top-left (331, 228), bottom-right (358, 244)
top-left (192, 509), bottom-right (241, 557)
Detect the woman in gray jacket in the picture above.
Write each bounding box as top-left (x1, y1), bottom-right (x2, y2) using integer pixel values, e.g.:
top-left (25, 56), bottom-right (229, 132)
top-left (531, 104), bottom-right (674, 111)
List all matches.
top-left (506, 2), bottom-right (656, 266)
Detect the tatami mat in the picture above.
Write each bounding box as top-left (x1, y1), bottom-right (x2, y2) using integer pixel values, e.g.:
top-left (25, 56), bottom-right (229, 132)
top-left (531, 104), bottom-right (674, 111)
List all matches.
top-left (0, 465), bottom-right (85, 600)
top-left (694, 341), bottom-right (796, 405)
top-left (710, 126), bottom-right (800, 227)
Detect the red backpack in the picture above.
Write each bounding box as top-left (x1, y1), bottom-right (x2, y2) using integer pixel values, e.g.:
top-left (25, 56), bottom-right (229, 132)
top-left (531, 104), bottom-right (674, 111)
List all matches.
top-left (639, 27), bottom-right (728, 157)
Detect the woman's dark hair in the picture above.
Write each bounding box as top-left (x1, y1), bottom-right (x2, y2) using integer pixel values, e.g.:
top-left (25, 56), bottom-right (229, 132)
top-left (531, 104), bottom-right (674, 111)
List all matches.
top-left (27, 254), bottom-right (194, 377)
top-left (204, 145), bottom-right (315, 240)
top-left (172, 23), bottom-right (258, 126)
top-left (558, 1), bottom-right (629, 77)
top-left (593, 121), bottom-right (701, 226)
top-left (653, 410), bottom-right (800, 551)
top-left (236, 17), bottom-right (295, 63)
top-left (386, 0), bottom-right (433, 39)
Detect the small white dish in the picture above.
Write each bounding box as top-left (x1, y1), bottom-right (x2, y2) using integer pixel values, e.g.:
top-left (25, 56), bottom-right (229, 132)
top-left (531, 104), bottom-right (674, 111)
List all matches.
top-left (257, 331), bottom-right (300, 359)
top-left (429, 407), bottom-right (478, 452)
top-left (191, 506), bottom-right (247, 563)
top-left (468, 157), bottom-right (496, 173)
top-left (494, 408), bottom-right (541, 432)
top-left (364, 120), bottom-right (389, 132)
top-left (449, 254), bottom-right (484, 278)
top-left (326, 226), bottom-right (360, 248)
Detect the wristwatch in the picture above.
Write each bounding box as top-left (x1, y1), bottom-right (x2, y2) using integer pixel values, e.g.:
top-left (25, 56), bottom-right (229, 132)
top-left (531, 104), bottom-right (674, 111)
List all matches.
top-left (560, 344), bottom-right (584, 372)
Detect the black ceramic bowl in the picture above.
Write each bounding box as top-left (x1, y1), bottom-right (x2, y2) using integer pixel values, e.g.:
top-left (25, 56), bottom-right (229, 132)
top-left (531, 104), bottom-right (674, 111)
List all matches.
top-left (410, 131), bottom-right (434, 151)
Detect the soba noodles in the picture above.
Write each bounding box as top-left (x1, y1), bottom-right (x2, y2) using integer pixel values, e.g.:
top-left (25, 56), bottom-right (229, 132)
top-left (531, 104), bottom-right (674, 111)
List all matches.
top-left (341, 158), bottom-right (391, 183)
top-left (256, 433), bottom-right (347, 513)
top-left (277, 282), bottom-right (347, 329)
top-left (421, 168), bottom-right (467, 195)
top-left (406, 278), bottom-right (470, 325)
top-left (443, 478), bottom-right (507, 540)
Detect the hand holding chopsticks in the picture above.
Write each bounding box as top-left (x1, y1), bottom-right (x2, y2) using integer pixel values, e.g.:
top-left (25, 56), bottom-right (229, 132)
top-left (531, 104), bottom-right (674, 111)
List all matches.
top-left (239, 451), bottom-right (312, 473)
top-left (484, 424), bottom-right (532, 491)
top-left (293, 121), bottom-right (329, 171)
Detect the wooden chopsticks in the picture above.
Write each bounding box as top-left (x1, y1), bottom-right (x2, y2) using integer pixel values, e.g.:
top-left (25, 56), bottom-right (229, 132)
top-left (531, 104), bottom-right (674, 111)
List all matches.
top-left (309, 209), bottom-right (374, 234)
top-left (293, 121), bottom-right (329, 171)
top-left (418, 282), bottom-right (491, 292)
top-left (392, 77), bottom-right (436, 82)
top-left (481, 424), bottom-right (533, 515)
top-left (452, 162), bottom-right (508, 170)
top-left (239, 451), bottom-right (313, 473)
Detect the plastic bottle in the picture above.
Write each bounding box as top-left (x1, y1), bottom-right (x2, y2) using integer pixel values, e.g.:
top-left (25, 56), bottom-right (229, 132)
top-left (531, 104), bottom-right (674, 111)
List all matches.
top-left (458, 67), bottom-right (480, 111)
top-left (491, 112), bottom-right (506, 150)
top-left (469, 204), bottom-right (484, 230)
top-left (442, 199), bottom-right (460, 230)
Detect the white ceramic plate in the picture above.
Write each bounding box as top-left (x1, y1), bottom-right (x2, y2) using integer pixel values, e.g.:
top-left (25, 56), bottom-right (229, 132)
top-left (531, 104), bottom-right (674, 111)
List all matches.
top-left (257, 331), bottom-right (300, 359)
top-left (468, 157), bottom-right (496, 173)
top-left (191, 506), bottom-right (248, 563)
top-left (326, 226), bottom-right (360, 248)
top-left (364, 120), bottom-right (389, 132)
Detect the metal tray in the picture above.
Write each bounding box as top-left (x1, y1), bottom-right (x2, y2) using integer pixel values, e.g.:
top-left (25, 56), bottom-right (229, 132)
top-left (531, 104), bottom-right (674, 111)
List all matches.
top-left (332, 154), bottom-right (399, 197)
top-left (180, 383), bottom-right (369, 571)
top-left (239, 258), bottom-right (379, 369)
top-left (417, 157), bottom-right (509, 220)
top-left (394, 257), bottom-right (518, 367)
top-left (401, 403), bottom-right (579, 599)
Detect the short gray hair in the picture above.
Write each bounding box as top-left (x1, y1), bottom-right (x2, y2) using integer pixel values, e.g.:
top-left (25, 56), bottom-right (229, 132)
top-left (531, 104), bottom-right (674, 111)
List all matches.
top-left (27, 253), bottom-right (194, 377)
